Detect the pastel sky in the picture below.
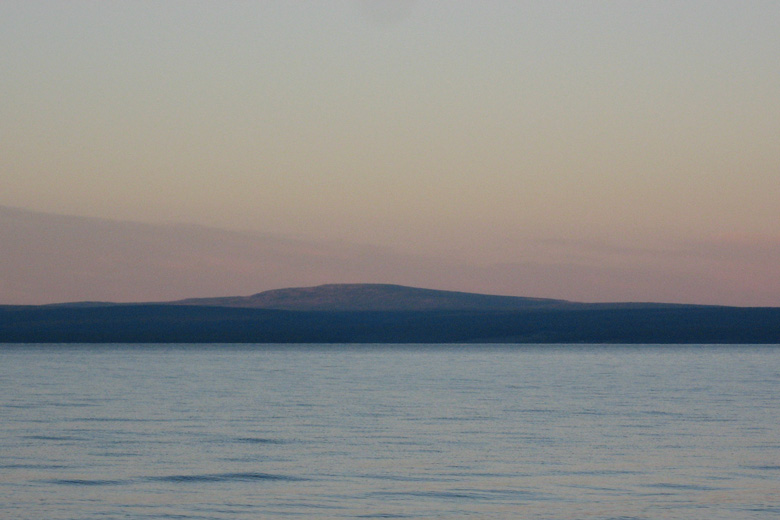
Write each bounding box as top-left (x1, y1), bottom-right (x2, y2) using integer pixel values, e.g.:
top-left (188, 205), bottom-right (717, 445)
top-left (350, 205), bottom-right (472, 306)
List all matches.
top-left (2, 1), bottom-right (779, 306)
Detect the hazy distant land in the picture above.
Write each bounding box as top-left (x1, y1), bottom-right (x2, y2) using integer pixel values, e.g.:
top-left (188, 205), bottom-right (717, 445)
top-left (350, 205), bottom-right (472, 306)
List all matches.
top-left (4, 205), bottom-right (779, 308)
top-left (2, 284), bottom-right (778, 344)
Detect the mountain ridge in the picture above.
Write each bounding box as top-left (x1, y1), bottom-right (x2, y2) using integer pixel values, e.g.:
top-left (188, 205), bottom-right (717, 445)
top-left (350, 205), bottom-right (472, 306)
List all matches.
top-left (5, 284), bottom-right (778, 344)
top-left (171, 283), bottom-right (572, 311)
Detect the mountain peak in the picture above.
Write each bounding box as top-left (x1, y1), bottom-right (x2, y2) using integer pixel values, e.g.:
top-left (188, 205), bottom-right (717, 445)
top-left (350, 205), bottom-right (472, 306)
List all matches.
top-left (174, 283), bottom-right (568, 311)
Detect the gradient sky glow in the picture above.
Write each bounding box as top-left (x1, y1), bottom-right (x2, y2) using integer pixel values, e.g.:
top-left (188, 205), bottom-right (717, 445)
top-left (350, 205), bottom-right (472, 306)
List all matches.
top-left (2, 1), bottom-right (779, 305)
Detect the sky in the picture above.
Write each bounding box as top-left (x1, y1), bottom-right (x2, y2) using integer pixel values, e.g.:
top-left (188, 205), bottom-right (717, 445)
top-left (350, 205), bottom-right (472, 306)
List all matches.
top-left (2, 1), bottom-right (779, 306)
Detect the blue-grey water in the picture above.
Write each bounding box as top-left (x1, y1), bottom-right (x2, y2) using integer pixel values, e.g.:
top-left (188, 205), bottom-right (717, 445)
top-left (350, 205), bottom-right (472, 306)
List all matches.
top-left (1, 344), bottom-right (778, 519)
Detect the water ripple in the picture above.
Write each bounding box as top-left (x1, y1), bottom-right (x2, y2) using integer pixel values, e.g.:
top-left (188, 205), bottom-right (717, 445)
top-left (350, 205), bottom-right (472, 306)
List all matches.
top-left (148, 472), bottom-right (307, 483)
top-left (40, 472), bottom-right (307, 486)
top-left (42, 478), bottom-right (127, 486)
top-left (233, 437), bottom-right (287, 445)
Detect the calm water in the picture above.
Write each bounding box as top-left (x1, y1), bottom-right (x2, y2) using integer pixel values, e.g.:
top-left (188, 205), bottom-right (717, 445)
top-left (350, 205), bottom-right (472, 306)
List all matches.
top-left (1, 344), bottom-right (778, 520)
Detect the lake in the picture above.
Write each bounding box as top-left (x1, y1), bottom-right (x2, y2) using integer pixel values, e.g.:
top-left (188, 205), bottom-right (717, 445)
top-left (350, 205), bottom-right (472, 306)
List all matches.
top-left (1, 344), bottom-right (778, 519)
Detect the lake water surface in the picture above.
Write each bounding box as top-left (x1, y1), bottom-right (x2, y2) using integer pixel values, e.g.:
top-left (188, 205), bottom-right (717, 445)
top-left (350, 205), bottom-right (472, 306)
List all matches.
top-left (1, 344), bottom-right (778, 519)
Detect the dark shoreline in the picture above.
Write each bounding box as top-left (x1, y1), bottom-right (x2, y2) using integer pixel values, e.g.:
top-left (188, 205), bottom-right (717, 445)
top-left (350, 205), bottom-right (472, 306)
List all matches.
top-left (2, 304), bottom-right (779, 344)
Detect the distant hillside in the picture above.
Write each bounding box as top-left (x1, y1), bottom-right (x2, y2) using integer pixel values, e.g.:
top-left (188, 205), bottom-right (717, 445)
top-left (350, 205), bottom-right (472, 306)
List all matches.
top-left (172, 284), bottom-right (569, 311)
top-left (3, 283), bottom-right (779, 344)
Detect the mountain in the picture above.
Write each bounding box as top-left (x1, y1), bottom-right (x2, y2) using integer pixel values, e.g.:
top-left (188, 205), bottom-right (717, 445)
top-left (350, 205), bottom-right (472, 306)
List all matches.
top-left (172, 284), bottom-right (569, 311)
top-left (2, 284), bottom-right (779, 344)
top-left (5, 205), bottom-right (780, 307)
top-left (0, 206), bottom-right (462, 305)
